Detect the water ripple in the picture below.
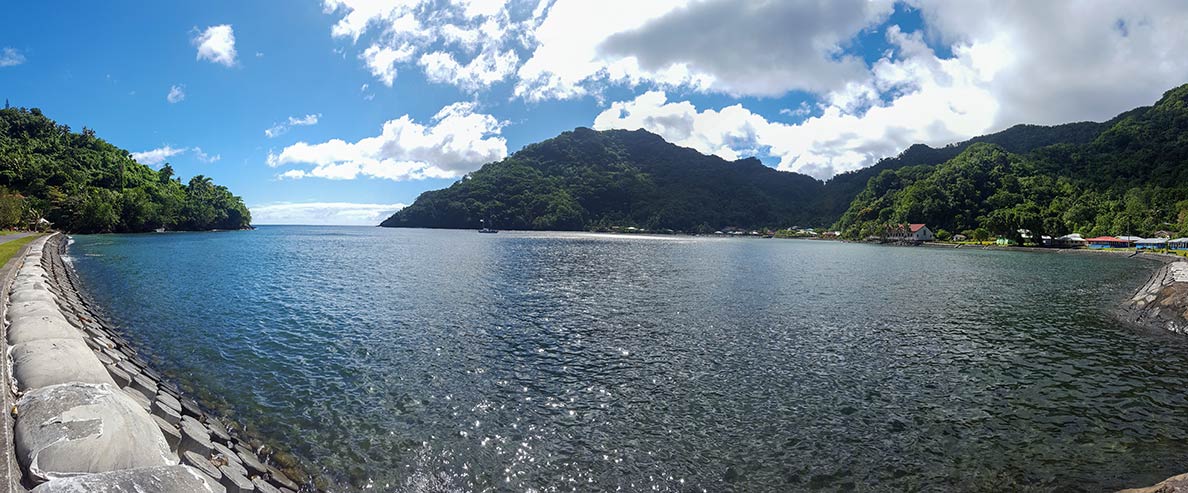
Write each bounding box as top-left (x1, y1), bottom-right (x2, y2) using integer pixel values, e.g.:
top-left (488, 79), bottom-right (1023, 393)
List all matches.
top-left (68, 227), bottom-right (1188, 492)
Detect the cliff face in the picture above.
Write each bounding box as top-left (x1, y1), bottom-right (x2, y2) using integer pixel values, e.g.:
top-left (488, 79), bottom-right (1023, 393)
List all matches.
top-left (1120, 260), bottom-right (1188, 334)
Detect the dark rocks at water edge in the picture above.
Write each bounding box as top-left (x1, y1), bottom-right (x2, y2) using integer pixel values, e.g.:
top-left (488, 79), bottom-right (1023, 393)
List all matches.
top-left (3, 233), bottom-right (308, 492)
top-left (1119, 260), bottom-right (1188, 334)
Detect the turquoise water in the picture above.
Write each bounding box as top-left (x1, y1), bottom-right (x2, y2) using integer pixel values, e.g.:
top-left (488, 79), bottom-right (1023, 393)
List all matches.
top-left (68, 226), bottom-right (1188, 491)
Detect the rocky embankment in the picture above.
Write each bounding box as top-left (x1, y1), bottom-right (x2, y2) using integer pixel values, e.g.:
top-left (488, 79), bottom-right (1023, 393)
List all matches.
top-left (1119, 259), bottom-right (1188, 334)
top-left (1118, 258), bottom-right (1188, 493)
top-left (3, 234), bottom-right (304, 492)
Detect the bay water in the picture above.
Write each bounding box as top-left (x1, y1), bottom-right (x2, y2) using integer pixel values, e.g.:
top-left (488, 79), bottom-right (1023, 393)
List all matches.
top-left (67, 226), bottom-right (1188, 491)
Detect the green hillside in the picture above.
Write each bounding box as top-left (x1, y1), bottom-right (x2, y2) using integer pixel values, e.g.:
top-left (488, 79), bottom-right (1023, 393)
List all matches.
top-left (0, 106), bottom-right (251, 233)
top-left (833, 84), bottom-right (1188, 241)
top-left (382, 127), bottom-right (823, 232)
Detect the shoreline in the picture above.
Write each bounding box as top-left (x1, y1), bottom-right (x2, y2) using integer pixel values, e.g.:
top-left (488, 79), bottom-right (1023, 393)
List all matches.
top-left (0, 234), bottom-right (310, 491)
top-left (29, 229), bottom-right (1188, 491)
top-left (51, 234), bottom-right (314, 491)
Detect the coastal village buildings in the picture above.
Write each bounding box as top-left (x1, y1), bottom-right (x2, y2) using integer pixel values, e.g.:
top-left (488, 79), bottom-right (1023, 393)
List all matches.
top-left (1054, 235), bottom-right (1088, 249)
top-left (1137, 238), bottom-right (1169, 250)
top-left (883, 224), bottom-right (935, 242)
top-left (1085, 236), bottom-right (1134, 249)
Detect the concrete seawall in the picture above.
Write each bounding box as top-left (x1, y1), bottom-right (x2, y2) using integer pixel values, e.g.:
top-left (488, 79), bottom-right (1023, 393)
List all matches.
top-left (1119, 259), bottom-right (1188, 334)
top-left (1118, 258), bottom-right (1188, 493)
top-left (1, 234), bottom-right (304, 492)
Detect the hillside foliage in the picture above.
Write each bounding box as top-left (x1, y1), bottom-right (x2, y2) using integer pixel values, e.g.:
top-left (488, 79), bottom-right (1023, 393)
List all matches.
top-left (383, 128), bottom-right (823, 231)
top-left (0, 107), bottom-right (250, 233)
top-left (833, 84), bottom-right (1188, 241)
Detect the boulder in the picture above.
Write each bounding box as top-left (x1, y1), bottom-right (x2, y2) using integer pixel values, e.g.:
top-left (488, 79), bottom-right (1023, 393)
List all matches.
top-left (10, 339), bottom-right (116, 391)
top-left (15, 383), bottom-right (176, 481)
top-left (7, 315), bottom-right (83, 345)
top-left (29, 465), bottom-right (226, 493)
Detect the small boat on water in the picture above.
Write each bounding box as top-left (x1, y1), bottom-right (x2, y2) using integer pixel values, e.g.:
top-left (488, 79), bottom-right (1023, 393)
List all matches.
top-left (478, 219), bottom-right (498, 234)
top-left (154, 227), bottom-right (166, 233)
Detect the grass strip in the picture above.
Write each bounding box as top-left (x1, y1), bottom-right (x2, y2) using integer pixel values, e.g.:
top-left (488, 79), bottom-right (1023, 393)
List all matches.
top-left (0, 235), bottom-right (41, 268)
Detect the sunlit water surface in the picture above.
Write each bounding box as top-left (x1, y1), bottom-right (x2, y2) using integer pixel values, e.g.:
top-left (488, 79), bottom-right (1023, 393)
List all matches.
top-left (68, 226), bottom-right (1188, 491)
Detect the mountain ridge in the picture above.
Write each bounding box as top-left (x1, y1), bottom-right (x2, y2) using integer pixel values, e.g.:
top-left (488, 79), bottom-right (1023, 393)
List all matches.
top-left (383, 85), bottom-right (1182, 232)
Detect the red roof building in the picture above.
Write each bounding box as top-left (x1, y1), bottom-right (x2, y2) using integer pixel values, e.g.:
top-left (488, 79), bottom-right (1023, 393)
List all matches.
top-left (1084, 236), bottom-right (1130, 249)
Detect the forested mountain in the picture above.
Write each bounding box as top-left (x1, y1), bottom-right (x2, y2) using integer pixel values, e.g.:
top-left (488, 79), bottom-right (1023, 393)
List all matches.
top-left (382, 127), bottom-right (823, 231)
top-left (0, 107), bottom-right (251, 233)
top-left (833, 84), bottom-right (1188, 241)
top-left (385, 83), bottom-right (1188, 235)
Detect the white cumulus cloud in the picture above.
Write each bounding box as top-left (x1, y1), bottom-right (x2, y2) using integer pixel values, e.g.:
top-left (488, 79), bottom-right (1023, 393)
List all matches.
top-left (250, 202), bottom-right (407, 226)
top-left (597, 1), bottom-right (1188, 179)
top-left (131, 145), bottom-right (220, 167)
top-left (131, 146), bottom-right (187, 167)
top-left (193, 24), bottom-right (238, 67)
top-left (268, 102), bottom-right (507, 181)
top-left (265, 113), bottom-right (322, 138)
top-left (166, 84), bottom-right (186, 103)
top-left (0, 48), bottom-right (25, 67)
top-left (324, 0), bottom-right (520, 91)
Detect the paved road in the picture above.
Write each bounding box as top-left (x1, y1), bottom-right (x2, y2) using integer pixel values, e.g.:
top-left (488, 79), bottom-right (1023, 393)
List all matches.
top-left (0, 233), bottom-right (35, 246)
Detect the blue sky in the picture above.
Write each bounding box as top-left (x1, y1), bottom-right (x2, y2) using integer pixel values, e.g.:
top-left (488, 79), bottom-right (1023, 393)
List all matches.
top-left (3, 1), bottom-right (1187, 225)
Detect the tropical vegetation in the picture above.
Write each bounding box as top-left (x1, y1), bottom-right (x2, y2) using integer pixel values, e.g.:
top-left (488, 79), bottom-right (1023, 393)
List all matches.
top-left (385, 82), bottom-right (1188, 243)
top-left (0, 106), bottom-right (250, 233)
top-left (834, 84), bottom-right (1188, 242)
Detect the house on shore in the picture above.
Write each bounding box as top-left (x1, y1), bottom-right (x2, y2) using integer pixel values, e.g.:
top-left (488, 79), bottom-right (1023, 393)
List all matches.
top-left (1170, 238), bottom-right (1188, 250)
top-left (884, 223), bottom-right (934, 242)
top-left (1137, 238), bottom-right (1168, 250)
top-left (1118, 235), bottom-right (1143, 245)
top-left (1085, 236), bottom-right (1131, 249)
top-left (1053, 234), bottom-right (1088, 248)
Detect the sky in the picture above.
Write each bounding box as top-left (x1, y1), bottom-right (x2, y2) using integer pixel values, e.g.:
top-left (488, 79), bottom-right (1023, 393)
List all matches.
top-left (2, 1), bottom-right (1188, 225)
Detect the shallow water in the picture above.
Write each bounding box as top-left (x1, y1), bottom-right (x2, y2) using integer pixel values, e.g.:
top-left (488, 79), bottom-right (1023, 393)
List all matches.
top-left (68, 226), bottom-right (1188, 491)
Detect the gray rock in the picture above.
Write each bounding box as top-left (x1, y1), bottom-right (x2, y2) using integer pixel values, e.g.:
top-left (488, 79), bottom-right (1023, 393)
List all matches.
top-left (267, 465), bottom-right (300, 490)
top-left (156, 391), bottom-right (182, 412)
top-left (182, 450), bottom-right (224, 483)
top-left (154, 398), bottom-right (183, 425)
top-left (7, 315), bottom-right (82, 345)
top-left (219, 464), bottom-right (255, 493)
top-left (180, 420), bottom-right (214, 457)
top-left (181, 397), bottom-right (204, 418)
top-left (253, 477), bottom-right (282, 493)
top-left (115, 360), bottom-right (141, 377)
top-left (132, 373), bottom-right (159, 397)
top-left (29, 465), bottom-right (227, 493)
top-left (219, 458), bottom-right (249, 482)
top-left (238, 449), bottom-right (268, 477)
top-left (107, 365), bottom-right (132, 388)
top-left (153, 414), bottom-right (182, 454)
top-left (208, 417), bottom-right (233, 444)
top-left (213, 442), bottom-right (240, 464)
top-left (181, 414), bottom-right (204, 429)
top-left (101, 347), bottom-right (126, 362)
top-left (10, 339), bottom-right (116, 391)
top-left (15, 383), bottom-right (176, 481)
top-left (122, 387), bottom-right (152, 411)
